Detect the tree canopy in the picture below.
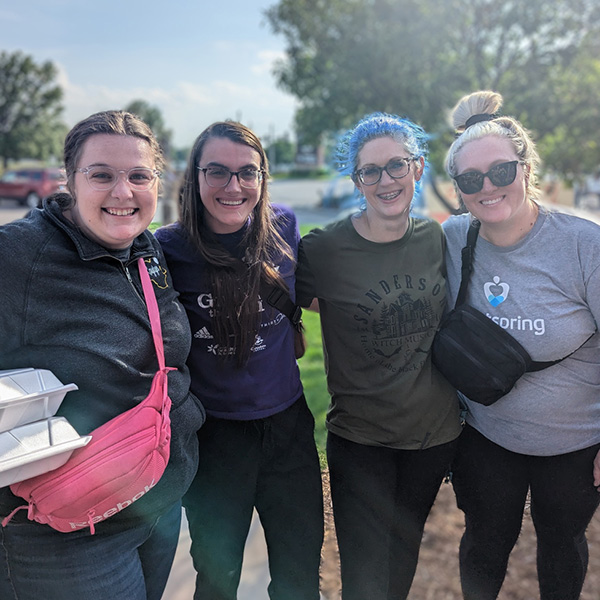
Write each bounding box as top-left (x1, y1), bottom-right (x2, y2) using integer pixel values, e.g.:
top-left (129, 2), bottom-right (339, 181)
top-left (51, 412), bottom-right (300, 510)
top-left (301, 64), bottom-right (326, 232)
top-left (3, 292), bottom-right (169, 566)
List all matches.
top-left (0, 51), bottom-right (67, 168)
top-left (124, 100), bottom-right (173, 159)
top-left (266, 0), bottom-right (600, 176)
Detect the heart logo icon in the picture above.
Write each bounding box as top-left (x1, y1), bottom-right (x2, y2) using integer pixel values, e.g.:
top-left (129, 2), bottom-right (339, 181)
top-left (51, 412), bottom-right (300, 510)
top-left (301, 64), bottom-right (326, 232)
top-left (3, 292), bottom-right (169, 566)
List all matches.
top-left (484, 276), bottom-right (510, 306)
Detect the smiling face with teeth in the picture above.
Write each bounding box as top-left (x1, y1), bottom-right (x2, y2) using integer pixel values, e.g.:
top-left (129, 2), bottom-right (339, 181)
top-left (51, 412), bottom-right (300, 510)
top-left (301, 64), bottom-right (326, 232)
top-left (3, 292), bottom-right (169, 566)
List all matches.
top-left (68, 134), bottom-right (158, 249)
top-left (455, 135), bottom-right (531, 234)
top-left (198, 137), bottom-right (262, 234)
top-left (355, 136), bottom-right (424, 229)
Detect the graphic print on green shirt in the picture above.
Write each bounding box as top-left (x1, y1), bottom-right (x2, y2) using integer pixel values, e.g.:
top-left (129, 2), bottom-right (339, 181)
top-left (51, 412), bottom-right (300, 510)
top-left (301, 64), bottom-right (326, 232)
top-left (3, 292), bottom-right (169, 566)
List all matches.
top-left (297, 216), bottom-right (461, 450)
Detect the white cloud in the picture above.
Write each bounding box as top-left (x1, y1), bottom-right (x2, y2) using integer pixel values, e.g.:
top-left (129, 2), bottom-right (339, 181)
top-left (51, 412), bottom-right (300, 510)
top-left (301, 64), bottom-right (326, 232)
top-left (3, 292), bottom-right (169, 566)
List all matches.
top-left (57, 64), bottom-right (297, 148)
top-left (251, 49), bottom-right (286, 76)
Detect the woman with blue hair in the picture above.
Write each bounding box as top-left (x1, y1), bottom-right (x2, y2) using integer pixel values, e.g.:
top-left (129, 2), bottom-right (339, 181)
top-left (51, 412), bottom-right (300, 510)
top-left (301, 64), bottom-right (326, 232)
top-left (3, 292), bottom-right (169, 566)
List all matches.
top-left (296, 113), bottom-right (462, 599)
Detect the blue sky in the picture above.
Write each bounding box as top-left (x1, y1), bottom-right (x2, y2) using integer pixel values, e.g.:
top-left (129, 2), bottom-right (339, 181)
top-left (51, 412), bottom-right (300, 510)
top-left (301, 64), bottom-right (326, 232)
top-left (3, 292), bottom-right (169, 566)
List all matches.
top-left (1, 0), bottom-right (297, 147)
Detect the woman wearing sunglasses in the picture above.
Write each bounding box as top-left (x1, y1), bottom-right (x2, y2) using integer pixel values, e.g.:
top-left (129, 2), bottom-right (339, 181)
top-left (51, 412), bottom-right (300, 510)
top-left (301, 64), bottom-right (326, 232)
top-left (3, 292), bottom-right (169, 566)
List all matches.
top-left (443, 90), bottom-right (600, 600)
top-left (154, 121), bottom-right (323, 600)
top-left (295, 113), bottom-right (462, 599)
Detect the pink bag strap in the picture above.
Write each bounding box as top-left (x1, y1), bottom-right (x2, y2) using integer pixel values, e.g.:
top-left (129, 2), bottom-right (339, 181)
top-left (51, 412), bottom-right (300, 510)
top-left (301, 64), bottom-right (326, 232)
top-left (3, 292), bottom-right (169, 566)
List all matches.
top-left (137, 258), bottom-right (166, 370)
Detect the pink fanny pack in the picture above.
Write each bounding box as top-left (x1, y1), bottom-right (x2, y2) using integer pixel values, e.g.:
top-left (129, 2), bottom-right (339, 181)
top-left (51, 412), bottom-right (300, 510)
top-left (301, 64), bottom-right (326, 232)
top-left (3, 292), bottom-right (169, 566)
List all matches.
top-left (3, 258), bottom-right (173, 534)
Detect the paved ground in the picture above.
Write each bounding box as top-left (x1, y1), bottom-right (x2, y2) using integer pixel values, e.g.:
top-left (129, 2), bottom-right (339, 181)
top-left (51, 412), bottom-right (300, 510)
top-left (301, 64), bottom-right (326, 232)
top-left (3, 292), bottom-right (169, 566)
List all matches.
top-left (163, 511), bottom-right (271, 600)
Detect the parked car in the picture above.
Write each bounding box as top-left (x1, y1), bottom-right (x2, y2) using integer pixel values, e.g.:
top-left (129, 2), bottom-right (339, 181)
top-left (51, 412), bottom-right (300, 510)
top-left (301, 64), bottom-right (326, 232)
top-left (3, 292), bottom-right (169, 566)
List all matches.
top-left (0, 167), bottom-right (65, 208)
top-left (319, 175), bottom-right (357, 209)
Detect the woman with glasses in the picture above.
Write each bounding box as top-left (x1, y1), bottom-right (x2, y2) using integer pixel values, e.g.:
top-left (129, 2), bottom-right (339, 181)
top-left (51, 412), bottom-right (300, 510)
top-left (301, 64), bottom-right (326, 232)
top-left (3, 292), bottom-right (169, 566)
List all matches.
top-left (443, 90), bottom-right (600, 600)
top-left (155, 121), bottom-right (323, 600)
top-left (295, 112), bottom-right (462, 600)
top-left (0, 110), bottom-right (206, 600)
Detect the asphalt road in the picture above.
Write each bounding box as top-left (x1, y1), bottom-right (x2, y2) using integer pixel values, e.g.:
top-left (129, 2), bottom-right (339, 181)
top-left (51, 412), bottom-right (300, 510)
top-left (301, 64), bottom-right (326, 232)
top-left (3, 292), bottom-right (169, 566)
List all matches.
top-left (0, 178), bottom-right (340, 227)
top-left (0, 200), bottom-right (29, 225)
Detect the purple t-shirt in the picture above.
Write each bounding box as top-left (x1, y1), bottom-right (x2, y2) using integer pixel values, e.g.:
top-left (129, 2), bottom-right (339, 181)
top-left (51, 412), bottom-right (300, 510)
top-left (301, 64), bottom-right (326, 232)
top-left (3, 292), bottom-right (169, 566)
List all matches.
top-left (155, 204), bottom-right (303, 420)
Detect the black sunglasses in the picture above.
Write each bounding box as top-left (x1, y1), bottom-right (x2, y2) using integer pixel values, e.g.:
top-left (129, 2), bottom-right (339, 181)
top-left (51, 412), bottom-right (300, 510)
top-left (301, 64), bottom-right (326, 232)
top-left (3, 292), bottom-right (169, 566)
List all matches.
top-left (453, 160), bottom-right (521, 195)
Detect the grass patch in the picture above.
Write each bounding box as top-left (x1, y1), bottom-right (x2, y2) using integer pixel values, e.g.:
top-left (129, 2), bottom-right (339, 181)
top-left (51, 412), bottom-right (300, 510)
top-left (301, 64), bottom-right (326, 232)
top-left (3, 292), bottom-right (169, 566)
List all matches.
top-left (298, 310), bottom-right (329, 456)
top-left (297, 223), bottom-right (330, 458)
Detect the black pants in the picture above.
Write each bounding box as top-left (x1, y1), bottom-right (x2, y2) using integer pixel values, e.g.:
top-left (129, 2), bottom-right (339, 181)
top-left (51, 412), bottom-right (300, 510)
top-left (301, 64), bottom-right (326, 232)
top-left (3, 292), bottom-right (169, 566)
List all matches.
top-left (183, 396), bottom-right (323, 600)
top-left (327, 431), bottom-right (457, 600)
top-left (453, 424), bottom-right (600, 600)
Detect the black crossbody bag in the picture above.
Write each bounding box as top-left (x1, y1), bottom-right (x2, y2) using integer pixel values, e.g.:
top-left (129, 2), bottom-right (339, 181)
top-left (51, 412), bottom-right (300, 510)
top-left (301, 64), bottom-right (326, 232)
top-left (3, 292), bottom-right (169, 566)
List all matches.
top-left (432, 220), bottom-right (591, 406)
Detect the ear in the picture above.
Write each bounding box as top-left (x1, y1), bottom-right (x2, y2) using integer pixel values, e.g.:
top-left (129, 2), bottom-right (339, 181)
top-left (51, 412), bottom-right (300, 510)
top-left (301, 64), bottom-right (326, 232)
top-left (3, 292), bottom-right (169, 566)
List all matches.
top-left (413, 156), bottom-right (425, 182)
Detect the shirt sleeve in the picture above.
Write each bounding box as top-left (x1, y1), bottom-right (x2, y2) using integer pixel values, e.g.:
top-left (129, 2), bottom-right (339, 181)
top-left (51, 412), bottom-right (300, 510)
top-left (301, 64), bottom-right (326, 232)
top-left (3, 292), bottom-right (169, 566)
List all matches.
top-left (295, 239), bottom-right (317, 308)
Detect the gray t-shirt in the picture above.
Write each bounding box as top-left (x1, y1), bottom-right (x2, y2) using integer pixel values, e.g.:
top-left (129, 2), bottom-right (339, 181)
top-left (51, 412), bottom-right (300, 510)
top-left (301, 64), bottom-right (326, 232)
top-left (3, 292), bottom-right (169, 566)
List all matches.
top-left (443, 206), bottom-right (600, 455)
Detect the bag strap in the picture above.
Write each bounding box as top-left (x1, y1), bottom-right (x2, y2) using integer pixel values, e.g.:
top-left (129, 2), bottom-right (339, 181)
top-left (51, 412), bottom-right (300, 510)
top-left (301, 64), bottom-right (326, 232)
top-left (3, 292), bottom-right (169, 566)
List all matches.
top-left (137, 258), bottom-right (166, 370)
top-left (528, 332), bottom-right (595, 370)
top-left (455, 219), bottom-right (481, 308)
top-left (260, 281), bottom-right (303, 331)
top-left (453, 221), bottom-right (594, 370)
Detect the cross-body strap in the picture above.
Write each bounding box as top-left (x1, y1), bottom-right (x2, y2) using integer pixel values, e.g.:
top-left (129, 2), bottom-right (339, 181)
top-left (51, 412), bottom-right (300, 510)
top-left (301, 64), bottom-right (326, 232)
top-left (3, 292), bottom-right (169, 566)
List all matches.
top-left (453, 220), bottom-right (593, 370)
top-left (455, 219), bottom-right (481, 308)
top-left (260, 281), bottom-right (303, 331)
top-left (528, 332), bottom-right (595, 370)
top-left (138, 257), bottom-right (166, 370)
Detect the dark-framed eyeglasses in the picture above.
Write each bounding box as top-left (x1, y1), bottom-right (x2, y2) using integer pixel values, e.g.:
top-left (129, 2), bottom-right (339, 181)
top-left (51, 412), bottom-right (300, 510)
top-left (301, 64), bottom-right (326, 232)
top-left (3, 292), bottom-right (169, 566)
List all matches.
top-left (197, 165), bottom-right (264, 189)
top-left (453, 160), bottom-right (522, 195)
top-left (76, 166), bottom-right (160, 191)
top-left (355, 157), bottom-right (416, 186)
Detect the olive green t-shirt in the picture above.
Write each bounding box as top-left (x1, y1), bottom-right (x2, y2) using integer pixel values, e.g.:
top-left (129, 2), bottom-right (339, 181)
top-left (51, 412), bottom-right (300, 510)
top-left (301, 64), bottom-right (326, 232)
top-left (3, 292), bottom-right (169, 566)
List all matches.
top-left (296, 216), bottom-right (461, 449)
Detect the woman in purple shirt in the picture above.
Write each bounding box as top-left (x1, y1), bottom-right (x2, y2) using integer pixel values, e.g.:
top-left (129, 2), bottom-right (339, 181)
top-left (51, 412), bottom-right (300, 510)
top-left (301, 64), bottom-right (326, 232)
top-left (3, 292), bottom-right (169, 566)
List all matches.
top-left (155, 121), bottom-right (323, 600)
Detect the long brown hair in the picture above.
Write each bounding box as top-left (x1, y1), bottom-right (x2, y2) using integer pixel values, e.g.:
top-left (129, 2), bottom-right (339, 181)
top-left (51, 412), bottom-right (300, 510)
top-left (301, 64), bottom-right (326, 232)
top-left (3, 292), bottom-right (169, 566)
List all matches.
top-left (179, 121), bottom-right (294, 366)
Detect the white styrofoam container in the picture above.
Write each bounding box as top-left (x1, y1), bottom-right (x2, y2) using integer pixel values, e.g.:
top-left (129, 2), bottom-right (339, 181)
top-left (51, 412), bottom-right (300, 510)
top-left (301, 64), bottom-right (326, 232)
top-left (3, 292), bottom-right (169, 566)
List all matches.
top-left (0, 369), bottom-right (78, 433)
top-left (0, 417), bottom-right (92, 488)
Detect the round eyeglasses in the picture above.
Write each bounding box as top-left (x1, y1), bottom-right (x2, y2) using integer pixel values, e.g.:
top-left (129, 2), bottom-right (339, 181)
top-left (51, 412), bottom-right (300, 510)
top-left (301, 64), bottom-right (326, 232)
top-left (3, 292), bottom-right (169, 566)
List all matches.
top-left (453, 160), bottom-right (521, 195)
top-left (197, 166), bottom-right (264, 189)
top-left (356, 157), bottom-right (416, 186)
top-left (76, 166), bottom-right (160, 191)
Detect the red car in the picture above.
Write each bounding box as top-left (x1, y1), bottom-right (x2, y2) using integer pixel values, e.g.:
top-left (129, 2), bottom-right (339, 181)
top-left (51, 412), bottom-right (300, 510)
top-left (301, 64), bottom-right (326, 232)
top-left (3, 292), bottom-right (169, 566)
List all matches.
top-left (0, 167), bottom-right (65, 208)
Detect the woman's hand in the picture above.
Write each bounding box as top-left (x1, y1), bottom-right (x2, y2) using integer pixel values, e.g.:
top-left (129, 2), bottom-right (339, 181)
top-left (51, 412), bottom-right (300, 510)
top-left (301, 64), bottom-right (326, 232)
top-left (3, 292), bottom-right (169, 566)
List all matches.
top-left (593, 448), bottom-right (600, 490)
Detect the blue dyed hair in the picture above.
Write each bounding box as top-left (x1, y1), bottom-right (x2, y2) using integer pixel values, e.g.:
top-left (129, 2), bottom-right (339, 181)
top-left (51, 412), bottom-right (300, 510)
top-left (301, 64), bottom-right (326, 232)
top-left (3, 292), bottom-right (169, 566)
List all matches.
top-left (335, 112), bottom-right (429, 198)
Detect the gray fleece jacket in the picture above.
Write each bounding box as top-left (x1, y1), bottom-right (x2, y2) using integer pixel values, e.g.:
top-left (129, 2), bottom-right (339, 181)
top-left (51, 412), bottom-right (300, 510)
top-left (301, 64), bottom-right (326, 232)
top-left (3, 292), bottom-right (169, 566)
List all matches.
top-left (0, 198), bottom-right (205, 528)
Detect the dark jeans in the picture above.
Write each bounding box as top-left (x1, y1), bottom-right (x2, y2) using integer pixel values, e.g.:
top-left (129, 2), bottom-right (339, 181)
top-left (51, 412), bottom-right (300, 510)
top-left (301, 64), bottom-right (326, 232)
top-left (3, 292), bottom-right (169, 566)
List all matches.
top-left (183, 395), bottom-right (323, 600)
top-left (327, 431), bottom-right (458, 600)
top-left (0, 501), bottom-right (181, 600)
top-left (453, 424), bottom-right (600, 600)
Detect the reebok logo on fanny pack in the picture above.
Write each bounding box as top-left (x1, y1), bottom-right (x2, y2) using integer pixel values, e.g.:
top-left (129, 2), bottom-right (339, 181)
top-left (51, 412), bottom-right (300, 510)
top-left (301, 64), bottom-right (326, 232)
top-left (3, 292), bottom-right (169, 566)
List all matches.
top-left (68, 479), bottom-right (157, 529)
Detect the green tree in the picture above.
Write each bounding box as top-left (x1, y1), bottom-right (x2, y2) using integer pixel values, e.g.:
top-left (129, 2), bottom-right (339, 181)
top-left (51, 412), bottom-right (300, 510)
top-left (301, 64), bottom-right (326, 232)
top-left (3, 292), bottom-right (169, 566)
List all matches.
top-left (0, 51), bottom-right (66, 168)
top-left (266, 0), bottom-right (600, 176)
top-left (266, 134), bottom-right (296, 166)
top-left (124, 100), bottom-right (173, 159)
